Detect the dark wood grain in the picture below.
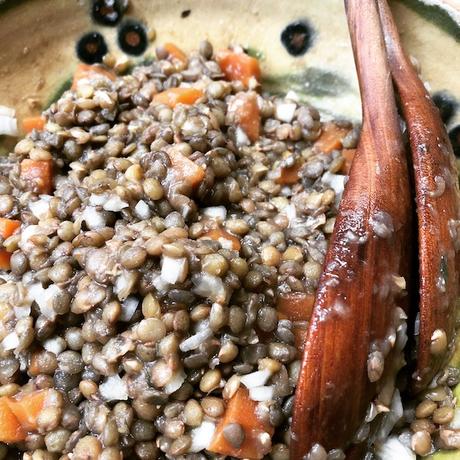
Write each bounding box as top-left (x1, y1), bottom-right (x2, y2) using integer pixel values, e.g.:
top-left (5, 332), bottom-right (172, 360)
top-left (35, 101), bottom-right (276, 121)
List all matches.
top-left (290, 0), bottom-right (412, 456)
top-left (378, 0), bottom-right (460, 393)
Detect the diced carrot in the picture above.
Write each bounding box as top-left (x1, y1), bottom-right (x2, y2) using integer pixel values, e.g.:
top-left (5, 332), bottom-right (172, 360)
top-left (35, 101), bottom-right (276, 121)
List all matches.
top-left (230, 91), bottom-right (260, 142)
top-left (153, 87), bottom-right (204, 108)
top-left (278, 292), bottom-right (315, 352)
top-left (277, 292), bottom-right (315, 322)
top-left (341, 148), bottom-right (356, 174)
top-left (71, 63), bottom-right (116, 90)
top-left (201, 228), bottom-right (241, 251)
top-left (0, 250), bottom-right (12, 270)
top-left (6, 390), bottom-right (48, 432)
top-left (275, 163), bottom-right (301, 185)
top-left (208, 387), bottom-right (274, 459)
top-left (22, 116), bottom-right (45, 134)
top-left (0, 218), bottom-right (21, 239)
top-left (313, 123), bottom-right (351, 154)
top-left (167, 150), bottom-right (205, 188)
top-left (216, 50), bottom-right (261, 87)
top-left (0, 398), bottom-right (25, 443)
top-left (164, 43), bottom-right (188, 63)
top-left (20, 159), bottom-right (53, 195)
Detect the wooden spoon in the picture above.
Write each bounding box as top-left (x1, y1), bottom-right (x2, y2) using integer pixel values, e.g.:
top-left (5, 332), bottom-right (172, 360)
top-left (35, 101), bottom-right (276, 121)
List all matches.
top-left (378, 0), bottom-right (460, 393)
top-left (290, 0), bottom-right (412, 457)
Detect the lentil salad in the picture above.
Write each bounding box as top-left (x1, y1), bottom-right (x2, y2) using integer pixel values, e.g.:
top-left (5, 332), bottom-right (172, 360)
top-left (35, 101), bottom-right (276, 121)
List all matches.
top-left (0, 41), bottom-right (457, 460)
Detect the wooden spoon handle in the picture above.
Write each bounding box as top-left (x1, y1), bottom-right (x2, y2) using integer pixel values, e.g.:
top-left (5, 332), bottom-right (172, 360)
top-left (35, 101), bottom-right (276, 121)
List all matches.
top-left (290, 0), bottom-right (412, 457)
top-left (378, 0), bottom-right (460, 392)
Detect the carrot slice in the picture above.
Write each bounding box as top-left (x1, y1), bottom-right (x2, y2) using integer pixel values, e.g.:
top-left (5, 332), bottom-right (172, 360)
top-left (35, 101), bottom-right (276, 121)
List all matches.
top-left (22, 116), bottom-right (45, 134)
top-left (0, 218), bottom-right (21, 239)
top-left (20, 159), bottom-right (53, 195)
top-left (167, 150), bottom-right (205, 189)
top-left (153, 87), bottom-right (204, 108)
top-left (216, 51), bottom-right (261, 87)
top-left (71, 63), bottom-right (116, 90)
top-left (313, 123), bottom-right (350, 154)
top-left (230, 92), bottom-right (260, 142)
top-left (6, 390), bottom-right (48, 432)
top-left (201, 228), bottom-right (241, 251)
top-left (278, 292), bottom-right (315, 352)
top-left (0, 398), bottom-right (25, 443)
top-left (208, 387), bottom-right (274, 459)
top-left (164, 43), bottom-right (188, 63)
top-left (0, 250), bottom-right (12, 270)
top-left (275, 163), bottom-right (301, 185)
top-left (277, 292), bottom-right (315, 322)
top-left (341, 148), bottom-right (356, 174)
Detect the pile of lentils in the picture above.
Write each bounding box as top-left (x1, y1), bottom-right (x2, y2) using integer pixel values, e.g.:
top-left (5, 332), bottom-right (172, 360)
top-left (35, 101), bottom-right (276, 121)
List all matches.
top-left (0, 41), bottom-right (361, 460)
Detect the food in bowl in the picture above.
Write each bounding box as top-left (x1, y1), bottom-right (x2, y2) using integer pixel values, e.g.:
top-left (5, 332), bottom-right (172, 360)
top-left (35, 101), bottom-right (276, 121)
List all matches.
top-left (0, 34), bottom-right (458, 460)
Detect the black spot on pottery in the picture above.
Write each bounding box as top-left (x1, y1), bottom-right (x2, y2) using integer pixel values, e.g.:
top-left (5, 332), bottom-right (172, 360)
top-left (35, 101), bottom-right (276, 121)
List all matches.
top-left (91, 0), bottom-right (127, 26)
top-left (76, 32), bottom-right (108, 64)
top-left (117, 19), bottom-right (148, 56)
top-left (281, 20), bottom-right (314, 56)
top-left (432, 91), bottom-right (457, 125)
top-left (181, 9), bottom-right (191, 18)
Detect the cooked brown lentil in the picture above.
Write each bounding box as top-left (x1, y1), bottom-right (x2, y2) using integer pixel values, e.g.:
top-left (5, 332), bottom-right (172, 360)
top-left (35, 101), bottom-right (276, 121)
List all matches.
top-left (1, 39), bottom-right (432, 460)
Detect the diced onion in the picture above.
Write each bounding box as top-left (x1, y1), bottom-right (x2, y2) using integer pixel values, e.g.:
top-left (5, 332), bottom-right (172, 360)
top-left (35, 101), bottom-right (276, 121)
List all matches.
top-left (89, 193), bottom-right (108, 206)
top-left (164, 369), bottom-right (186, 394)
top-left (450, 408), bottom-right (460, 429)
top-left (42, 337), bottom-right (66, 355)
top-left (134, 200), bottom-right (151, 219)
top-left (203, 206), bottom-right (227, 222)
top-left (161, 256), bottom-right (188, 284)
top-left (275, 102), bottom-right (297, 123)
top-left (99, 374), bottom-right (129, 401)
top-left (1, 332), bottom-right (20, 350)
top-left (235, 126), bottom-right (250, 147)
top-left (103, 195), bottom-right (129, 212)
top-left (375, 436), bottom-right (415, 460)
top-left (192, 273), bottom-right (229, 304)
top-left (241, 369), bottom-right (272, 389)
top-left (82, 206), bottom-right (107, 229)
top-left (180, 327), bottom-right (213, 352)
top-left (119, 296), bottom-right (139, 322)
top-left (189, 421), bottom-right (216, 453)
top-left (29, 283), bottom-right (62, 320)
top-left (0, 114), bottom-right (18, 136)
top-left (249, 385), bottom-right (274, 402)
top-left (321, 172), bottom-right (346, 204)
top-left (29, 197), bottom-right (52, 221)
top-left (0, 105), bottom-right (15, 117)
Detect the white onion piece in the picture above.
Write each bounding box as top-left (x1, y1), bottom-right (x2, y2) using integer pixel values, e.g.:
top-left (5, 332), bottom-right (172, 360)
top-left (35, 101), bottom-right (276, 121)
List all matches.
top-left (119, 296), bottom-right (139, 322)
top-left (180, 328), bottom-right (214, 352)
top-left (275, 102), bottom-right (297, 123)
top-left (375, 436), bottom-right (415, 460)
top-left (189, 421), bottom-right (216, 453)
top-left (0, 105), bottom-right (15, 117)
top-left (0, 115), bottom-right (18, 136)
top-left (164, 369), bottom-right (186, 394)
top-left (192, 273), bottom-right (228, 304)
top-left (103, 195), bottom-right (129, 212)
top-left (134, 200), bottom-right (151, 219)
top-left (29, 197), bottom-right (52, 221)
top-left (99, 375), bottom-right (129, 401)
top-left (14, 306), bottom-right (31, 319)
top-left (2, 332), bottom-right (20, 350)
top-left (203, 206), bottom-right (227, 222)
top-left (321, 172), bottom-right (346, 204)
top-left (450, 407), bottom-right (460, 429)
top-left (249, 385), bottom-right (274, 402)
top-left (82, 206), bottom-right (107, 229)
top-left (284, 203), bottom-right (297, 224)
top-left (89, 193), bottom-right (108, 206)
top-left (29, 283), bottom-right (61, 320)
top-left (42, 336), bottom-right (66, 355)
top-left (236, 126), bottom-right (250, 147)
top-left (161, 256), bottom-right (188, 284)
top-left (285, 90), bottom-right (299, 102)
top-left (240, 369), bottom-right (272, 389)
